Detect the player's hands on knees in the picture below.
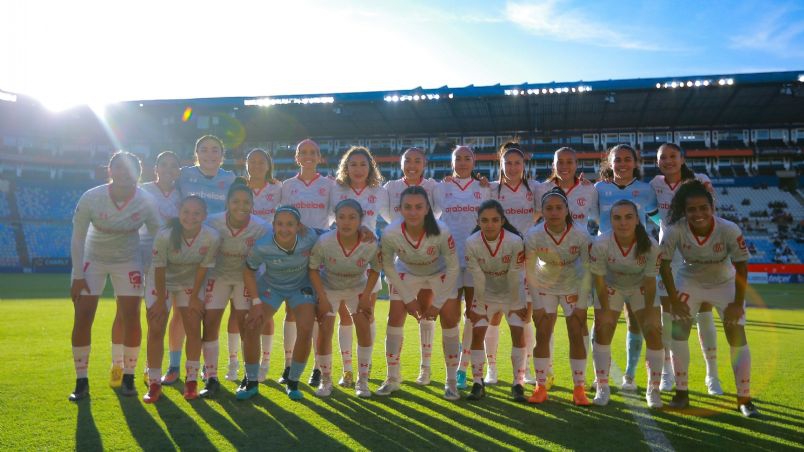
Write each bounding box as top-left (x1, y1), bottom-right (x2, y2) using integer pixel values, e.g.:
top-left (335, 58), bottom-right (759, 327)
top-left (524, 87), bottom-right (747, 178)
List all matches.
top-left (70, 279), bottom-right (89, 303)
top-left (467, 305), bottom-right (484, 324)
top-left (246, 303), bottom-right (264, 329)
top-left (423, 304), bottom-right (439, 321)
top-left (670, 296), bottom-right (691, 320)
top-left (598, 308), bottom-right (616, 328)
top-left (316, 296), bottom-right (332, 322)
top-left (188, 295), bottom-right (205, 318)
top-left (405, 299), bottom-right (422, 320)
top-left (357, 292), bottom-right (373, 320)
top-left (148, 297), bottom-right (168, 324)
top-left (571, 308), bottom-right (587, 325)
top-left (723, 302), bottom-right (744, 327)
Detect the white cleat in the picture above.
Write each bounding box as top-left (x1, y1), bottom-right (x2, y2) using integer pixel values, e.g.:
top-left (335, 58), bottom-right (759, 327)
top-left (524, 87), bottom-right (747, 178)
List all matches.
top-left (315, 379), bottom-right (333, 398)
top-left (257, 363), bottom-right (269, 383)
top-left (646, 387), bottom-right (663, 408)
top-left (593, 384), bottom-right (611, 406)
top-left (415, 366), bottom-right (431, 386)
top-left (706, 376), bottom-right (724, 395)
top-left (524, 369), bottom-right (538, 385)
top-left (225, 364), bottom-right (239, 382)
top-left (375, 378), bottom-right (401, 396)
top-left (484, 366), bottom-right (498, 385)
top-left (355, 378), bottom-right (371, 398)
top-left (621, 375), bottom-right (637, 392)
top-left (660, 372), bottom-right (674, 392)
top-left (444, 381), bottom-right (461, 401)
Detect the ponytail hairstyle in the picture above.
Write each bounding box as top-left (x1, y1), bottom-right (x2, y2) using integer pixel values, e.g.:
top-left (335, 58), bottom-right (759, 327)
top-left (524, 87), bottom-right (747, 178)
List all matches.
top-left (451, 145), bottom-right (480, 180)
top-left (599, 144), bottom-right (642, 181)
top-left (108, 151), bottom-right (142, 183)
top-left (611, 199), bottom-right (651, 257)
top-left (540, 187), bottom-right (574, 227)
top-left (471, 199), bottom-right (523, 238)
top-left (246, 148), bottom-right (274, 184)
top-left (336, 146), bottom-right (383, 188)
top-left (668, 179), bottom-right (714, 226)
top-left (399, 185), bottom-right (440, 236)
top-left (547, 147), bottom-right (578, 184)
top-left (334, 198), bottom-right (365, 219)
top-left (226, 176), bottom-right (253, 206)
top-left (657, 143), bottom-right (695, 182)
top-left (168, 195), bottom-right (207, 252)
top-left (497, 146), bottom-right (532, 197)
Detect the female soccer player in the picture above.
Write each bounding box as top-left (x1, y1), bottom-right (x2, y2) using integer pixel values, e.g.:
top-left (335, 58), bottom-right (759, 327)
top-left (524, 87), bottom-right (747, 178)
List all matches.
top-left (590, 200), bottom-right (664, 407)
top-left (378, 186), bottom-right (461, 400)
top-left (594, 144), bottom-right (658, 391)
top-left (383, 147), bottom-right (440, 385)
top-left (69, 151), bottom-right (159, 401)
top-left (190, 179), bottom-right (267, 399)
top-left (464, 200), bottom-right (528, 402)
top-left (433, 145), bottom-right (490, 390)
top-left (328, 146), bottom-right (389, 388)
top-left (650, 143), bottom-right (721, 394)
top-left (142, 196), bottom-right (220, 403)
top-left (659, 180), bottom-right (758, 417)
top-left (237, 206), bottom-right (323, 401)
top-left (177, 135), bottom-right (236, 214)
top-left (236, 148), bottom-right (283, 382)
top-left (524, 187), bottom-right (592, 406)
top-left (308, 199), bottom-right (380, 397)
top-left (279, 139), bottom-right (335, 387)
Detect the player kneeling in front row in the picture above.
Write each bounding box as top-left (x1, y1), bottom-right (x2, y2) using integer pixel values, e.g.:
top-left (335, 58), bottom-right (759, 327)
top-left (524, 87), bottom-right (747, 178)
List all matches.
top-left (465, 200), bottom-right (529, 402)
top-left (659, 180), bottom-right (758, 418)
top-left (590, 200), bottom-right (664, 408)
top-left (308, 200), bottom-right (381, 398)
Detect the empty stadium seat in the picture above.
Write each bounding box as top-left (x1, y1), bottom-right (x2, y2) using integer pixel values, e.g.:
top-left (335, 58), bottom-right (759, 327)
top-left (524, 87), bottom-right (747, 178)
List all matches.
top-left (0, 223), bottom-right (20, 267)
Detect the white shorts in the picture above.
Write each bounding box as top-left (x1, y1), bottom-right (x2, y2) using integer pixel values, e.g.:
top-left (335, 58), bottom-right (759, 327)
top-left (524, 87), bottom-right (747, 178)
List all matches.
top-left (144, 285), bottom-right (190, 310)
top-left (676, 278), bottom-right (746, 325)
top-left (471, 301), bottom-right (527, 327)
top-left (323, 287), bottom-right (364, 316)
top-left (389, 272), bottom-right (458, 307)
top-left (594, 285), bottom-right (656, 312)
top-left (82, 261), bottom-right (144, 297)
top-left (533, 291), bottom-right (587, 317)
top-left (458, 267), bottom-right (473, 288)
top-left (204, 277), bottom-right (250, 310)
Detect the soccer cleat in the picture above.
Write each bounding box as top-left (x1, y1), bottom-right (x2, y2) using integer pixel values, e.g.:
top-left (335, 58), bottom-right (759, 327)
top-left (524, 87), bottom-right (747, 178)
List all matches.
top-left (621, 375), bottom-right (637, 392)
top-left (315, 378), bottom-right (333, 397)
top-left (544, 374), bottom-right (555, 390)
top-left (121, 374), bottom-right (137, 397)
top-left (278, 366), bottom-right (290, 384)
top-left (466, 382), bottom-right (486, 401)
top-left (258, 364), bottom-right (269, 383)
top-left (484, 366), bottom-right (498, 385)
top-left (162, 367), bottom-right (180, 385)
top-left (415, 366), bottom-right (431, 386)
top-left (338, 371), bottom-right (354, 388)
top-left (738, 400), bottom-right (760, 418)
top-left (668, 390), bottom-right (690, 409)
top-left (225, 363), bottom-right (238, 382)
top-left (286, 380), bottom-right (304, 401)
top-left (356, 378), bottom-right (372, 398)
top-left (308, 368), bottom-right (322, 388)
top-left (143, 383), bottom-right (162, 404)
top-left (660, 372), bottom-right (674, 392)
top-left (524, 369), bottom-right (537, 385)
top-left (236, 379), bottom-right (260, 400)
top-left (456, 370), bottom-right (468, 390)
top-left (444, 381), bottom-right (461, 401)
top-left (593, 384), bottom-right (611, 406)
top-left (706, 376), bottom-right (724, 396)
top-left (646, 387), bottom-right (663, 408)
top-left (68, 378), bottom-right (90, 402)
top-left (511, 384), bottom-right (527, 403)
top-left (528, 385), bottom-right (548, 404)
top-left (573, 385), bottom-right (592, 406)
top-left (109, 365), bottom-right (123, 388)
top-left (183, 381), bottom-right (199, 400)
top-left (375, 378), bottom-right (401, 396)
top-left (199, 377), bottom-right (220, 398)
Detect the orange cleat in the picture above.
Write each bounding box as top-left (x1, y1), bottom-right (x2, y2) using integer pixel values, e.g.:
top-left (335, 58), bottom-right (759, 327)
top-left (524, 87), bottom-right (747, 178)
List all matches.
top-left (183, 381), bottom-right (199, 400)
top-left (143, 383), bottom-right (162, 404)
top-left (527, 385), bottom-right (548, 404)
top-left (573, 385), bottom-right (592, 406)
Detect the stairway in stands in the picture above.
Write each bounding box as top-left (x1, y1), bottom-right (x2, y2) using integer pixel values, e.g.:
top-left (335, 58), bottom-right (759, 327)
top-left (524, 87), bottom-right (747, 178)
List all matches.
top-left (5, 178), bottom-right (30, 268)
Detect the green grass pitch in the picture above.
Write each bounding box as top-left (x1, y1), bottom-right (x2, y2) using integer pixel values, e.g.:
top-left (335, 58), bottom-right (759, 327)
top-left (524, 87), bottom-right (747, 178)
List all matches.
top-left (0, 275), bottom-right (802, 451)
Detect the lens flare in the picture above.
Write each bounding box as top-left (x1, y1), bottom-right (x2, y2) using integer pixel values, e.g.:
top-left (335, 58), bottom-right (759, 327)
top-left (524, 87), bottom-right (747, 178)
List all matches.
top-left (182, 107), bottom-right (193, 122)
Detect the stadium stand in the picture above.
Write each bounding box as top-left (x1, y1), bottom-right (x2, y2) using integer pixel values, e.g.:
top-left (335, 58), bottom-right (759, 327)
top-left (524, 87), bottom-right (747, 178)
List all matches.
top-left (23, 223), bottom-right (71, 260)
top-left (0, 223), bottom-right (20, 267)
top-left (0, 190), bottom-right (11, 218)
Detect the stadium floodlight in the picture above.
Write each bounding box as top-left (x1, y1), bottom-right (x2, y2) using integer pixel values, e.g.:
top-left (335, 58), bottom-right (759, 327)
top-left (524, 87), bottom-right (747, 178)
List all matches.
top-left (671, 82), bottom-right (678, 88)
top-left (392, 95), bottom-right (399, 102)
top-left (726, 78), bottom-right (734, 85)
top-left (448, 93), bottom-right (454, 99)
top-left (799, 74), bottom-right (804, 83)
top-left (413, 95), bottom-right (420, 101)
top-left (686, 81), bottom-right (693, 87)
top-left (0, 91), bottom-right (17, 102)
top-left (244, 96), bottom-right (335, 107)
top-left (718, 79), bottom-right (726, 86)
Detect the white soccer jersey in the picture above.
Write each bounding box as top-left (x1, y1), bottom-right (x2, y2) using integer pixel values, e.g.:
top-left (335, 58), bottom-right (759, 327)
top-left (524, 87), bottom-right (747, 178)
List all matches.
top-left (650, 173), bottom-right (713, 238)
top-left (206, 212), bottom-right (269, 282)
top-left (151, 225), bottom-right (221, 290)
top-left (140, 182), bottom-right (181, 226)
top-left (309, 229), bottom-right (380, 291)
top-left (465, 229), bottom-right (525, 306)
top-left (280, 174), bottom-right (334, 229)
top-left (534, 179), bottom-right (599, 225)
top-left (660, 216), bottom-right (749, 288)
top-left (251, 181), bottom-right (283, 222)
top-left (381, 219), bottom-right (459, 303)
top-left (384, 177), bottom-right (439, 223)
top-left (590, 231), bottom-right (661, 291)
top-left (433, 178), bottom-right (491, 264)
top-left (329, 183), bottom-right (391, 231)
top-left (71, 184), bottom-right (160, 279)
top-left (524, 222), bottom-right (591, 295)
top-left (490, 180), bottom-right (541, 236)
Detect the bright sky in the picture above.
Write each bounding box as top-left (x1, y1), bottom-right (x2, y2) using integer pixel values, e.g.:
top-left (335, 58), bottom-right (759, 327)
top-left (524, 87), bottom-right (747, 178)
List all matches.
top-left (2, 0), bottom-right (803, 110)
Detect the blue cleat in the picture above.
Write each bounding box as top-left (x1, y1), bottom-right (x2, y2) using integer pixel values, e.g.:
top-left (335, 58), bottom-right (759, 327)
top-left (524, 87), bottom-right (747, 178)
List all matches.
top-left (456, 370), bottom-right (468, 390)
top-left (286, 380), bottom-right (304, 401)
top-left (236, 378), bottom-right (259, 400)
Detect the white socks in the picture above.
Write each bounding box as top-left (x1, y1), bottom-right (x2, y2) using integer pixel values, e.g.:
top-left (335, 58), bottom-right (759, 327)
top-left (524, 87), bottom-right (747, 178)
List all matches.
top-left (645, 348), bottom-right (664, 390)
top-left (227, 333), bottom-right (240, 367)
top-left (202, 341), bottom-right (219, 379)
top-left (511, 347), bottom-right (527, 386)
top-left (671, 339), bottom-right (691, 390)
top-left (484, 324), bottom-right (499, 370)
top-left (73, 345), bottom-right (90, 379)
top-left (111, 343), bottom-right (124, 368)
top-left (357, 345), bottom-right (373, 380)
top-left (458, 318), bottom-right (473, 372)
top-left (284, 321), bottom-right (296, 367)
top-left (570, 358), bottom-right (587, 387)
top-left (385, 326), bottom-right (404, 380)
top-left (697, 311), bottom-right (719, 381)
top-left (419, 319), bottom-right (435, 368)
top-left (443, 326), bottom-right (461, 381)
top-left (533, 357), bottom-right (550, 386)
top-left (592, 342), bottom-right (611, 386)
top-left (339, 325), bottom-right (354, 373)
top-left (185, 360), bottom-right (200, 382)
top-left (261, 334), bottom-right (273, 368)
top-left (731, 345), bottom-right (751, 398)
top-left (123, 346), bottom-right (139, 375)
top-left (470, 349), bottom-right (485, 384)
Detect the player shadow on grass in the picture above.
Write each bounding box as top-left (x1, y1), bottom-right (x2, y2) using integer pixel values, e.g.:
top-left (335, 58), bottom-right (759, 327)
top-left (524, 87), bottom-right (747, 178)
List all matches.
top-left (116, 393), bottom-right (176, 450)
top-left (742, 318), bottom-right (804, 332)
top-left (152, 391), bottom-right (217, 450)
top-left (76, 400), bottom-right (102, 451)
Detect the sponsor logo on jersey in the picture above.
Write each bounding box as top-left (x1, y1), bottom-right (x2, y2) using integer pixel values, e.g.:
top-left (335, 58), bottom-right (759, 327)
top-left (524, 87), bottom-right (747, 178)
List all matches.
top-left (293, 201), bottom-right (326, 209)
top-left (571, 213), bottom-right (586, 220)
top-left (206, 279), bottom-right (216, 293)
top-left (339, 194), bottom-right (348, 201)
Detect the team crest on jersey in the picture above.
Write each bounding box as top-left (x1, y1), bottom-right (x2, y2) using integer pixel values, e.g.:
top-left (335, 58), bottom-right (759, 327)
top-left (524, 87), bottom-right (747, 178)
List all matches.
top-left (129, 271), bottom-right (142, 287)
top-left (608, 256), bottom-right (616, 263)
top-left (636, 255), bottom-right (647, 266)
top-left (100, 212), bottom-right (109, 220)
top-left (368, 195), bottom-right (376, 204)
top-left (131, 212), bottom-right (140, 221)
top-left (329, 256), bottom-right (337, 264)
top-left (152, 249), bottom-right (158, 256)
top-left (267, 194), bottom-right (275, 201)
top-left (199, 246), bottom-right (208, 255)
top-left (218, 181), bottom-right (226, 189)
top-left (356, 258), bottom-right (366, 267)
top-left (632, 190), bottom-right (639, 197)
top-left (517, 251), bottom-right (525, 264)
top-left (577, 198), bottom-right (586, 207)
top-left (440, 274), bottom-right (446, 282)
top-left (569, 246), bottom-right (580, 255)
top-left (500, 254), bottom-right (509, 264)
top-left (713, 242), bottom-right (724, 253)
top-left (473, 192), bottom-right (481, 200)
top-left (319, 188), bottom-right (327, 196)
top-left (427, 246), bottom-right (436, 255)
top-left (448, 236), bottom-right (455, 249)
